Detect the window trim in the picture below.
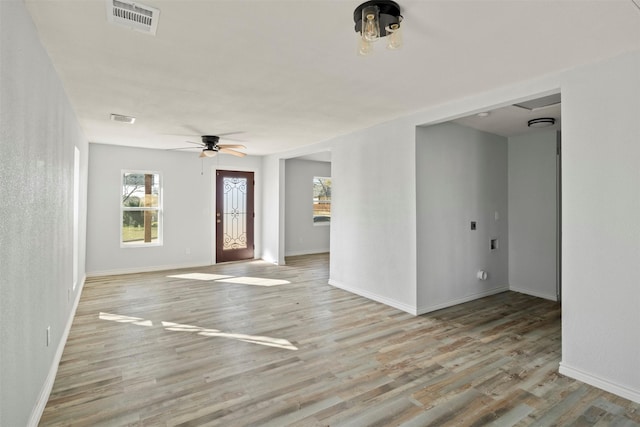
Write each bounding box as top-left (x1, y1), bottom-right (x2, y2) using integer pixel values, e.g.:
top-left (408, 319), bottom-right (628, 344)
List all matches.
top-left (120, 170), bottom-right (163, 248)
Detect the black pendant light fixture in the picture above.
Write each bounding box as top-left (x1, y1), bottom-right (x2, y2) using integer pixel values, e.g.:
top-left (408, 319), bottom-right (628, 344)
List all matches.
top-left (354, 0), bottom-right (403, 56)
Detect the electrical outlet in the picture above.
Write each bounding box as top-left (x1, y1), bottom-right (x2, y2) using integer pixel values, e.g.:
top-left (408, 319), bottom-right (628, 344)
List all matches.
top-left (471, 221), bottom-right (477, 230)
top-left (185, 247), bottom-right (191, 255)
top-left (46, 326), bottom-right (51, 347)
top-left (491, 238), bottom-right (499, 250)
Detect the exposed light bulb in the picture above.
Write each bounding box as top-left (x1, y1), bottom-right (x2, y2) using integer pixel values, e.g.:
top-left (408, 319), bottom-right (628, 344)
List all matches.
top-left (358, 37), bottom-right (373, 56)
top-left (362, 6), bottom-right (380, 42)
top-left (386, 24), bottom-right (402, 50)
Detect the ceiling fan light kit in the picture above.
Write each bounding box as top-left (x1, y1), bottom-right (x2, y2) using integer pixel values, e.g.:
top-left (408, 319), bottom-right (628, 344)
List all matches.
top-left (199, 135), bottom-right (246, 158)
top-left (199, 149), bottom-right (217, 158)
top-left (354, 0), bottom-right (403, 56)
top-left (171, 135), bottom-right (246, 158)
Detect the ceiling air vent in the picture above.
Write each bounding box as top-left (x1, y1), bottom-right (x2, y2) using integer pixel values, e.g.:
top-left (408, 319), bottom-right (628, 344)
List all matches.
top-left (106, 0), bottom-right (160, 35)
top-left (110, 113), bottom-right (136, 124)
top-left (513, 93), bottom-right (561, 112)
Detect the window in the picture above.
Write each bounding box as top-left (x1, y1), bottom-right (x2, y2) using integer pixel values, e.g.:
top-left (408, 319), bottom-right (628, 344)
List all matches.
top-left (121, 171), bottom-right (162, 246)
top-left (313, 176), bottom-right (331, 224)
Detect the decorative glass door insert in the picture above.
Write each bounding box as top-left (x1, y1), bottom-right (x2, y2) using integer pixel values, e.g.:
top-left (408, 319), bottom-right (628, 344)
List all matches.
top-left (222, 176), bottom-right (247, 250)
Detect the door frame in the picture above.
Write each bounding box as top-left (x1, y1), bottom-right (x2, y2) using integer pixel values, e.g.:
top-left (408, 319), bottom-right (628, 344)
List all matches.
top-left (556, 131), bottom-right (562, 302)
top-left (210, 164), bottom-right (258, 264)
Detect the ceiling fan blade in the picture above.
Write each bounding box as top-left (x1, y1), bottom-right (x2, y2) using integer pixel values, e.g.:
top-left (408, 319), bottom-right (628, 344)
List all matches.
top-left (185, 140), bottom-right (204, 146)
top-left (217, 131), bottom-right (245, 137)
top-left (183, 125), bottom-right (206, 136)
top-left (200, 150), bottom-right (217, 158)
top-left (217, 144), bottom-right (246, 149)
top-left (219, 148), bottom-right (246, 157)
top-left (168, 146), bottom-right (200, 151)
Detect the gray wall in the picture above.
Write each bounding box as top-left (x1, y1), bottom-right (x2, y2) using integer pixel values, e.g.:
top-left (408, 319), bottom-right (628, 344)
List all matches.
top-left (87, 143), bottom-right (263, 275)
top-left (284, 159), bottom-right (331, 256)
top-left (0, 1), bottom-right (89, 425)
top-left (508, 130), bottom-right (558, 300)
top-left (416, 123), bottom-right (509, 313)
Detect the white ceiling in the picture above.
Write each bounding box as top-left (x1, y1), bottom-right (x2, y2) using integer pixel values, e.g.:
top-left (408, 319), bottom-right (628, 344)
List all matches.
top-left (24, 0), bottom-right (640, 156)
top-left (452, 101), bottom-right (561, 138)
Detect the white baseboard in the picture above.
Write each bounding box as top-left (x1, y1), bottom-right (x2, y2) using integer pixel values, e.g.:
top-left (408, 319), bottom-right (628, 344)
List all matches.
top-left (285, 249), bottom-right (330, 257)
top-left (86, 262), bottom-right (212, 277)
top-left (28, 274), bottom-right (87, 427)
top-left (559, 362), bottom-right (640, 404)
top-left (510, 286), bottom-right (557, 301)
top-left (417, 286), bottom-right (510, 315)
top-left (328, 279), bottom-right (417, 315)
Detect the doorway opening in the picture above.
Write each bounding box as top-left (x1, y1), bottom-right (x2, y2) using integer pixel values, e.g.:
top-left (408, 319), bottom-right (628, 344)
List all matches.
top-left (283, 151), bottom-right (332, 262)
top-left (416, 91), bottom-right (562, 312)
top-left (450, 93), bottom-right (562, 302)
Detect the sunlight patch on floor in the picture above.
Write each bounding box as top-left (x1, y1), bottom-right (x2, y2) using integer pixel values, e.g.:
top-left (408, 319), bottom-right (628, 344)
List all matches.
top-left (166, 273), bottom-right (290, 287)
top-left (167, 273), bottom-right (233, 281)
top-left (99, 312), bottom-right (153, 327)
top-left (98, 312), bottom-right (298, 350)
top-left (162, 321), bottom-right (298, 350)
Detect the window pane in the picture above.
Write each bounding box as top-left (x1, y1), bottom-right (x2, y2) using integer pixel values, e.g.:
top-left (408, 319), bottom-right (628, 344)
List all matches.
top-left (122, 173), bottom-right (160, 208)
top-left (122, 210), bottom-right (159, 244)
top-left (313, 177), bottom-right (331, 223)
top-left (121, 170), bottom-right (162, 246)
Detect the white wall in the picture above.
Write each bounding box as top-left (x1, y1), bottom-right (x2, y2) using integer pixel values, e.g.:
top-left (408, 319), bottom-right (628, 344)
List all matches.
top-left (0, 1), bottom-right (89, 425)
top-left (262, 119), bottom-right (419, 313)
top-left (86, 144), bottom-right (262, 275)
top-left (261, 156), bottom-right (285, 264)
top-left (285, 159), bottom-right (331, 256)
top-left (558, 51), bottom-right (640, 402)
top-left (328, 119), bottom-right (418, 313)
top-left (508, 130), bottom-right (558, 301)
top-left (416, 123), bottom-right (509, 313)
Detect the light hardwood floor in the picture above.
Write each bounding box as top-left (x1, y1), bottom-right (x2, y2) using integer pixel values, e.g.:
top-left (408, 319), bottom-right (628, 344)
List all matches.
top-left (40, 254), bottom-right (640, 426)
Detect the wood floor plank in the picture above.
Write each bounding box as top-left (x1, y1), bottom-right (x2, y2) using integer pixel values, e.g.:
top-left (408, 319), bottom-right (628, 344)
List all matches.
top-left (39, 254), bottom-right (640, 426)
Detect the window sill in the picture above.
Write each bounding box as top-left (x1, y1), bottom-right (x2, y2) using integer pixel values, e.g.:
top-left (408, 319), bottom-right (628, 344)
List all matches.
top-left (121, 242), bottom-right (163, 248)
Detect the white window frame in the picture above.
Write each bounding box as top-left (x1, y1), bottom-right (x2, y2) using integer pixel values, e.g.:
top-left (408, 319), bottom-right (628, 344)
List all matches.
top-left (120, 170), bottom-right (163, 247)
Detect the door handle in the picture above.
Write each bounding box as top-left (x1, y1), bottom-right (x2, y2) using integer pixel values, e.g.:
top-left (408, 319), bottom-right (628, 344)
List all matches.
top-left (216, 219), bottom-right (221, 223)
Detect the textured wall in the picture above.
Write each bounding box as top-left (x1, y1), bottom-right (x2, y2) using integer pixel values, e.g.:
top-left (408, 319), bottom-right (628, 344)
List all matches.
top-left (0, 1), bottom-right (89, 425)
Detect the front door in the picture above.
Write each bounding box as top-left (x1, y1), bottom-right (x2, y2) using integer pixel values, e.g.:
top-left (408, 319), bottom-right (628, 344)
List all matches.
top-left (216, 170), bottom-right (255, 263)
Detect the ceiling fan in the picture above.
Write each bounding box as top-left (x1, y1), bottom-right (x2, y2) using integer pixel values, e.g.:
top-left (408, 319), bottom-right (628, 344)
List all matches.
top-left (172, 135), bottom-right (246, 158)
